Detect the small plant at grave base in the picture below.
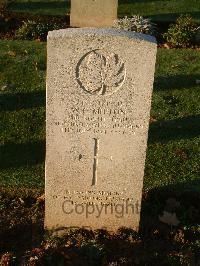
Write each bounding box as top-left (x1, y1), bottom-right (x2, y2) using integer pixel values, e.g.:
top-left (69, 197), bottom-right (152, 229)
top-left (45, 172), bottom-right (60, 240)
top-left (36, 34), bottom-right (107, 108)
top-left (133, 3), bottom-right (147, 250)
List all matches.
top-left (15, 20), bottom-right (60, 41)
top-left (114, 15), bottom-right (156, 36)
top-left (163, 14), bottom-right (199, 48)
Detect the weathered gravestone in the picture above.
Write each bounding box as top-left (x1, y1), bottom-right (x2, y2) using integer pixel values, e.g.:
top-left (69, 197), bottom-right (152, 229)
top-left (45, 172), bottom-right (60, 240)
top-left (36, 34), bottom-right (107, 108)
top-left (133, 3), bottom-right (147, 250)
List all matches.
top-left (45, 28), bottom-right (157, 231)
top-left (70, 0), bottom-right (118, 28)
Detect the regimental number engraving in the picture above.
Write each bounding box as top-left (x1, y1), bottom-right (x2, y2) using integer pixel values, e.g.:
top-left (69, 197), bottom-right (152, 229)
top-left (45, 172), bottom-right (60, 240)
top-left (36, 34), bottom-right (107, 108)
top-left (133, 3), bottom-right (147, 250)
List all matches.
top-left (76, 49), bottom-right (126, 96)
top-left (79, 138), bottom-right (113, 186)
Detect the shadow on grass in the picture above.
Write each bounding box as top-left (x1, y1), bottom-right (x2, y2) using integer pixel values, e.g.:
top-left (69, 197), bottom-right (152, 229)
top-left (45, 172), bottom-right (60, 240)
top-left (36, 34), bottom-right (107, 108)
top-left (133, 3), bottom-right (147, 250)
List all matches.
top-left (154, 74), bottom-right (200, 91)
top-left (0, 115), bottom-right (199, 169)
top-left (149, 115), bottom-right (200, 143)
top-left (118, 9), bottom-right (200, 22)
top-left (0, 91), bottom-right (45, 111)
top-left (119, 0), bottom-right (166, 4)
top-left (0, 73), bottom-right (199, 111)
top-left (149, 11), bottom-right (200, 22)
top-left (0, 141), bottom-right (45, 169)
top-left (8, 1), bottom-right (70, 14)
top-left (140, 179), bottom-right (200, 236)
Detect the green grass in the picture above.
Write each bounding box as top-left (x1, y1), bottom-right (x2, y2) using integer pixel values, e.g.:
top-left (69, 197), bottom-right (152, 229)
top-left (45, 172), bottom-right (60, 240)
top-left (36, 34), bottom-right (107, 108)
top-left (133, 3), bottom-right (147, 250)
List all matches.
top-left (8, 0), bottom-right (70, 16)
top-left (0, 40), bottom-right (200, 193)
top-left (118, 0), bottom-right (200, 22)
top-left (0, 40), bottom-right (46, 188)
top-left (146, 48), bottom-right (200, 190)
top-left (7, 0), bottom-right (200, 22)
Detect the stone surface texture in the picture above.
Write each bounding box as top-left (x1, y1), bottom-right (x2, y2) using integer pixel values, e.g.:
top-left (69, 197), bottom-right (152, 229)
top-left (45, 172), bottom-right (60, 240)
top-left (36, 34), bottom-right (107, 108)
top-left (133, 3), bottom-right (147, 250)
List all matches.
top-left (70, 0), bottom-right (118, 28)
top-left (45, 28), bottom-right (157, 232)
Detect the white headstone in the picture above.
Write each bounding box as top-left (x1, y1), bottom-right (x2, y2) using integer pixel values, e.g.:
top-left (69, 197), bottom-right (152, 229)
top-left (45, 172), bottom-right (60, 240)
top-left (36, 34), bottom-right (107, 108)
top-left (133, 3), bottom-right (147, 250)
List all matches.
top-left (45, 29), bottom-right (157, 232)
top-left (70, 0), bottom-right (118, 28)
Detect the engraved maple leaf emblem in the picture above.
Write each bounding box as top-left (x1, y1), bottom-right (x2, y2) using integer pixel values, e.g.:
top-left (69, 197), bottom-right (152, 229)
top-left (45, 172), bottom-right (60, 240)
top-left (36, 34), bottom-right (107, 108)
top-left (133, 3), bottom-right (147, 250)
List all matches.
top-left (76, 49), bottom-right (126, 96)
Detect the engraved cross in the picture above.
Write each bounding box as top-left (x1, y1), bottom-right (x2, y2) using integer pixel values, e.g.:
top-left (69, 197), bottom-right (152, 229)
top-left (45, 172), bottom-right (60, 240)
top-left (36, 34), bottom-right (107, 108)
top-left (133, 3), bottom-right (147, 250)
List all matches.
top-left (79, 138), bottom-right (113, 186)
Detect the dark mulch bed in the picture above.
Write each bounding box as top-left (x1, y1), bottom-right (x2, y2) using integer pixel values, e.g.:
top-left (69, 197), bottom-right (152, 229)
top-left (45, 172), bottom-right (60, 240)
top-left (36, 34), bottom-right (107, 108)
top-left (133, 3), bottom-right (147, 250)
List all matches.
top-left (0, 9), bottom-right (69, 40)
top-left (0, 8), bottom-right (172, 44)
top-left (1, 8), bottom-right (200, 49)
top-left (0, 187), bottom-right (200, 265)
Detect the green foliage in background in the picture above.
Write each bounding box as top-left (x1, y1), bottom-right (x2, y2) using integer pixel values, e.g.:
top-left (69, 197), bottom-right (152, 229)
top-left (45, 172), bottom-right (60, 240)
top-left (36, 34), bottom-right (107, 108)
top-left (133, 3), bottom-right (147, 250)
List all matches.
top-left (163, 15), bottom-right (199, 47)
top-left (114, 15), bottom-right (156, 36)
top-left (15, 20), bottom-right (60, 40)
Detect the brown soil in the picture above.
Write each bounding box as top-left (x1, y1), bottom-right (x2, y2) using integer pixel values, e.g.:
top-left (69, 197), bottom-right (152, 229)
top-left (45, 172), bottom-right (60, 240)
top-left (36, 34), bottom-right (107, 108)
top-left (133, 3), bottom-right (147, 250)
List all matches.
top-left (0, 188), bottom-right (200, 265)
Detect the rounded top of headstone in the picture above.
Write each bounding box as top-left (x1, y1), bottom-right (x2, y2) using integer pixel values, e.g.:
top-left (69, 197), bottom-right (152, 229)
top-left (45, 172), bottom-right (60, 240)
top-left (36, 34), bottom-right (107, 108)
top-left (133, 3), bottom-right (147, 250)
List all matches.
top-left (48, 28), bottom-right (157, 44)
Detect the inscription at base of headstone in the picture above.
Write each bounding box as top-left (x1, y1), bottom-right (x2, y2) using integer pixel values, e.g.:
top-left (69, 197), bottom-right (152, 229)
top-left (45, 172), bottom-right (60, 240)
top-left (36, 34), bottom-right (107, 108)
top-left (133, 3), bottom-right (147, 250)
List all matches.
top-left (70, 0), bottom-right (118, 28)
top-left (45, 29), bottom-right (157, 232)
